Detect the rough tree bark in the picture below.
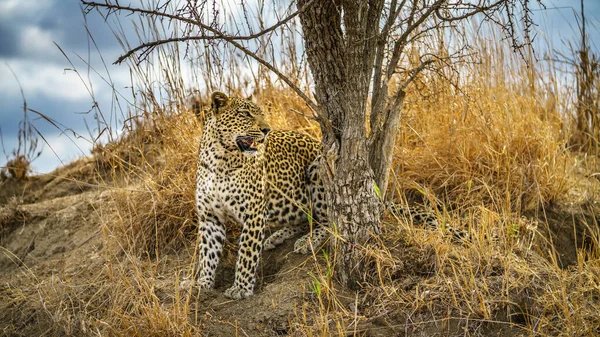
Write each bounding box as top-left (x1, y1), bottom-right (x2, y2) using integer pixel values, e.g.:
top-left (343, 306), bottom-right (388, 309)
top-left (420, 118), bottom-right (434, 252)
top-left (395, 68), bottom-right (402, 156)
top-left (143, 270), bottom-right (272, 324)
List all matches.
top-left (298, 0), bottom-right (385, 287)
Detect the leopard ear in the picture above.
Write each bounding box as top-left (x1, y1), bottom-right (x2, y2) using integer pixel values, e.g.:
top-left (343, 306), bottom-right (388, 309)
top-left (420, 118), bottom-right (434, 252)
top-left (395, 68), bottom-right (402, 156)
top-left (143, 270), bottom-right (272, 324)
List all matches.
top-left (211, 91), bottom-right (229, 112)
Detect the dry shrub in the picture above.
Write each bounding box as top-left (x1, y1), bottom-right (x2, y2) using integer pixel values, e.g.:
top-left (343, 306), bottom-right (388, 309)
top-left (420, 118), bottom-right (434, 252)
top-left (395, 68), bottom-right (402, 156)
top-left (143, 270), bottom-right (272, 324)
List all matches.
top-left (105, 110), bottom-right (201, 255)
top-left (6, 155), bottom-right (30, 180)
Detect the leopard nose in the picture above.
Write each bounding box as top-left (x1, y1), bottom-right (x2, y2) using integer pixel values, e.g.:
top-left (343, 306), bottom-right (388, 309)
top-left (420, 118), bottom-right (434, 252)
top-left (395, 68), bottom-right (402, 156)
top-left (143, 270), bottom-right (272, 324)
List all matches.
top-left (261, 127), bottom-right (270, 135)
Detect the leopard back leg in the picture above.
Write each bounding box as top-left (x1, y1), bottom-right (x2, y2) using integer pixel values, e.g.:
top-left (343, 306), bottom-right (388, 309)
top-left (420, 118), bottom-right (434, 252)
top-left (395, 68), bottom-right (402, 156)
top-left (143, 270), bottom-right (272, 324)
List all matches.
top-left (294, 158), bottom-right (329, 254)
top-left (197, 212), bottom-right (226, 289)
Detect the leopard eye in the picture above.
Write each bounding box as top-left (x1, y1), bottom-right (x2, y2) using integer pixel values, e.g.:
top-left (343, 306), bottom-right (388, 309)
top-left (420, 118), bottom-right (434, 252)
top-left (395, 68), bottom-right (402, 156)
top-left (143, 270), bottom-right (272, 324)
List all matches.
top-left (238, 109), bottom-right (253, 118)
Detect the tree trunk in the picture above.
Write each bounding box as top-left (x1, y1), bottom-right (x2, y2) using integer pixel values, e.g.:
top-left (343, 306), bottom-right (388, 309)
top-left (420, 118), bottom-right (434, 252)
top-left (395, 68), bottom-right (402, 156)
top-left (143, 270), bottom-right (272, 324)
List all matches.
top-left (327, 131), bottom-right (382, 288)
top-left (298, 0), bottom-right (383, 288)
top-left (369, 91), bottom-right (406, 198)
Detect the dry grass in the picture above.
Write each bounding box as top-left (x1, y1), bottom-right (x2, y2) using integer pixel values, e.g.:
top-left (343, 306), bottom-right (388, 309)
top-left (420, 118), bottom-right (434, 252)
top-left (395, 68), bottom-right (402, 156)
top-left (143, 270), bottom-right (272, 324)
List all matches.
top-left (102, 111), bottom-right (201, 255)
top-left (391, 37), bottom-right (574, 212)
top-left (5, 155), bottom-right (31, 180)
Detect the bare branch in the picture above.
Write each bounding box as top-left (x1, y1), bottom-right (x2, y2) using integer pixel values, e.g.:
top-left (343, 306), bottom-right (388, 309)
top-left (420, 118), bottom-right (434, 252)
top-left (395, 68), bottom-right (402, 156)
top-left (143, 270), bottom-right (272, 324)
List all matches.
top-left (385, 0), bottom-right (445, 80)
top-left (114, 35), bottom-right (220, 65)
top-left (368, 0), bottom-right (446, 138)
top-left (288, 108), bottom-right (318, 121)
top-left (363, 0), bottom-right (386, 79)
top-left (397, 59), bottom-right (436, 93)
top-left (82, 1), bottom-right (312, 43)
top-left (370, 0), bottom-right (401, 126)
top-left (434, 0), bottom-right (505, 22)
top-left (81, 0), bottom-right (319, 113)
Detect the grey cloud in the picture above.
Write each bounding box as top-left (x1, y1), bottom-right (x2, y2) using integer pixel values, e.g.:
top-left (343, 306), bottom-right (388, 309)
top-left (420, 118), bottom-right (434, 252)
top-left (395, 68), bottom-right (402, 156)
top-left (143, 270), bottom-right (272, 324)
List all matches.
top-left (0, 91), bottom-right (96, 138)
top-left (0, 22), bottom-right (20, 57)
top-left (0, 0), bottom-right (135, 63)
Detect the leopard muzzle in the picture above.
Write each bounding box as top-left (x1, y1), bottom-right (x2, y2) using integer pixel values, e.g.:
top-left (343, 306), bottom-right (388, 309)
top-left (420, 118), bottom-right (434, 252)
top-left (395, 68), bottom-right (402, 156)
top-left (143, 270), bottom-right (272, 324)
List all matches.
top-left (235, 135), bottom-right (260, 152)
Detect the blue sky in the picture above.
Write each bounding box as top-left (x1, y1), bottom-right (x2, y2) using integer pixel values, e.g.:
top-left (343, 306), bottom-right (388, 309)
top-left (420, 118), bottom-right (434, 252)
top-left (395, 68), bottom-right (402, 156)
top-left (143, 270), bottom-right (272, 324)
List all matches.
top-left (0, 0), bottom-right (599, 174)
top-left (0, 0), bottom-right (136, 174)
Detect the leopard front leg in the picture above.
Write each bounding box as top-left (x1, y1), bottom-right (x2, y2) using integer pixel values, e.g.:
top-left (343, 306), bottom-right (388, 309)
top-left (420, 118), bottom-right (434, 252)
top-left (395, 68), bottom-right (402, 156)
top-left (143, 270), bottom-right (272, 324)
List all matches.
top-left (224, 210), bottom-right (265, 300)
top-left (196, 213), bottom-right (226, 289)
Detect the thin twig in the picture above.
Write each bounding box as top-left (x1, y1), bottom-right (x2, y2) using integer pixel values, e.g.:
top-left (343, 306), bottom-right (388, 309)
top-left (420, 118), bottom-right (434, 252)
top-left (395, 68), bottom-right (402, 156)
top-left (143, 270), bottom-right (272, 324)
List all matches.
top-left (288, 108), bottom-right (318, 121)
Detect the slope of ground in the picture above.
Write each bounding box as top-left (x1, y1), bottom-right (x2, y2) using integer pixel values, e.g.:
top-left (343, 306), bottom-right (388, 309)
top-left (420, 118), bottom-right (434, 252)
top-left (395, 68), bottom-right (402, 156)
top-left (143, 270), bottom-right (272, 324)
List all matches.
top-left (0, 158), bottom-right (333, 336)
top-left (1, 152), bottom-right (599, 336)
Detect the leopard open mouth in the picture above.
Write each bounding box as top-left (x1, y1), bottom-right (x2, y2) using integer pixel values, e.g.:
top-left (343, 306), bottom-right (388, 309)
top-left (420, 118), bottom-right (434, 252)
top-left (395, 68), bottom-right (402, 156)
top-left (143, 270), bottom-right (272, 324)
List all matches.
top-left (235, 135), bottom-right (259, 152)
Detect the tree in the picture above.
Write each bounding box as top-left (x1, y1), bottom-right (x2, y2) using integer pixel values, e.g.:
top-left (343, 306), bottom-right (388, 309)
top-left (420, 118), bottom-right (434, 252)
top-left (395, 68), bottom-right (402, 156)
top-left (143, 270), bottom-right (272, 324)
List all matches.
top-left (83, 0), bottom-right (541, 288)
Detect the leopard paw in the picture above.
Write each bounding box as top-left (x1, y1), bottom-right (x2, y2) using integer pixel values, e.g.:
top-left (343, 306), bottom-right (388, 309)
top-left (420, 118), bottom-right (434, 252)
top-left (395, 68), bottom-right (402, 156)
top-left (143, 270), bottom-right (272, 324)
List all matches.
top-left (293, 235), bottom-right (311, 254)
top-left (224, 285), bottom-right (253, 300)
top-left (263, 239), bottom-right (277, 251)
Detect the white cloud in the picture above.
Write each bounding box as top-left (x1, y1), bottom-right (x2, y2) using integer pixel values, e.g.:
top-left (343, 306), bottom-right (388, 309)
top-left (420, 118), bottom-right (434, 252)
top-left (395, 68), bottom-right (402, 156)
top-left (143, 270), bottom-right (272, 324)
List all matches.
top-left (0, 0), bottom-right (51, 20)
top-left (1, 60), bottom-right (99, 102)
top-left (20, 25), bottom-right (58, 57)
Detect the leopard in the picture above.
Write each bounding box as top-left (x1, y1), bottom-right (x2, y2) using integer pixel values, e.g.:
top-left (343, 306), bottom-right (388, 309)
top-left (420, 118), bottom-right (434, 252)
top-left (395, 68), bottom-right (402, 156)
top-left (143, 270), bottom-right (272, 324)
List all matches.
top-left (193, 91), bottom-right (328, 300)
top-left (386, 203), bottom-right (471, 241)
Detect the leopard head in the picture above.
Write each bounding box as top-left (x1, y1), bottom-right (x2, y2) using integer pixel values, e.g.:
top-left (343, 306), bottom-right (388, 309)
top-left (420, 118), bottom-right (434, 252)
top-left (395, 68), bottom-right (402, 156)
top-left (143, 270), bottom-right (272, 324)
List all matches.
top-left (207, 91), bottom-right (271, 155)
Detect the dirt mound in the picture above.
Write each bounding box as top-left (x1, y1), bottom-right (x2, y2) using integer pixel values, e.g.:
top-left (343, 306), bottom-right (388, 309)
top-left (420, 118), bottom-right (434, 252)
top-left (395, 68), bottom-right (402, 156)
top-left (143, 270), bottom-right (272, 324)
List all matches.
top-left (1, 155), bottom-right (599, 336)
top-left (0, 158), bottom-right (322, 336)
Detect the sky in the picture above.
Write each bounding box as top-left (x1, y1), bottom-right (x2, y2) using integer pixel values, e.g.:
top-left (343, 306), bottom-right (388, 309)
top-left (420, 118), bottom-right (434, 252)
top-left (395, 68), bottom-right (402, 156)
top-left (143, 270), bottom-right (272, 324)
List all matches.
top-left (0, 0), bottom-right (136, 174)
top-left (0, 0), bottom-right (599, 175)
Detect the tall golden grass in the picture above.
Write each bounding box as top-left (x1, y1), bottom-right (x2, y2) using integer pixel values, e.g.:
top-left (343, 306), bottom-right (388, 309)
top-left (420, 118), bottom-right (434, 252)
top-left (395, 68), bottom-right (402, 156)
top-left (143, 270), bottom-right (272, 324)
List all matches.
top-left (394, 49), bottom-right (572, 212)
